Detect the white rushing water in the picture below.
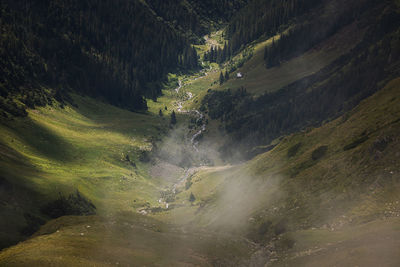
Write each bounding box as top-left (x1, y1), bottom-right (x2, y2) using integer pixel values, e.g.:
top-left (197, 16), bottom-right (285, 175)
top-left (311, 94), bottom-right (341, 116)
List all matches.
top-left (156, 75), bottom-right (210, 207)
top-left (174, 80), bottom-right (207, 151)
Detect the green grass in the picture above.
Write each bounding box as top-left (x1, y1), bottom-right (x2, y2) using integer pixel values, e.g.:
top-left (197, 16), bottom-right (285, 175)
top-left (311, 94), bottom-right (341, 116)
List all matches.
top-left (271, 218), bottom-right (400, 267)
top-left (0, 93), bottom-right (180, 248)
top-left (218, 23), bottom-right (366, 95)
top-left (0, 31), bottom-right (259, 262)
top-left (151, 78), bottom-right (400, 265)
top-left (0, 214), bottom-right (256, 266)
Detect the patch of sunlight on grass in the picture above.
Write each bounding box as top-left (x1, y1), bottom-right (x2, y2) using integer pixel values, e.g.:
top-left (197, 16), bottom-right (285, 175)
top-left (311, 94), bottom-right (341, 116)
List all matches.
top-left (0, 93), bottom-right (173, 215)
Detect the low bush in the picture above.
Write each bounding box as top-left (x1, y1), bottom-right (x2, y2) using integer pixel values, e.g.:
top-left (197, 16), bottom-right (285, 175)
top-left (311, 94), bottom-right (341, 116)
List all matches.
top-left (343, 135), bottom-right (369, 151)
top-left (287, 142), bottom-right (302, 158)
top-left (311, 145), bottom-right (328, 160)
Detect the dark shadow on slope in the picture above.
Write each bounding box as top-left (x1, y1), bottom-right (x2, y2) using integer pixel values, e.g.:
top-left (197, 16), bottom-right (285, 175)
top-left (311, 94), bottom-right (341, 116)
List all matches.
top-left (0, 145), bottom-right (48, 249)
top-left (4, 116), bottom-right (76, 162)
top-left (0, 141), bottom-right (97, 250)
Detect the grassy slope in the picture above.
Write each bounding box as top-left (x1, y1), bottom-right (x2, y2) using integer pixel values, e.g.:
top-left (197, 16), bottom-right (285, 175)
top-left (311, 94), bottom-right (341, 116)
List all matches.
top-left (0, 214), bottom-right (255, 266)
top-left (154, 78), bottom-right (400, 265)
top-left (0, 93), bottom-right (180, 248)
top-left (274, 218), bottom-right (400, 267)
top-left (0, 87), bottom-right (257, 265)
top-left (218, 21), bottom-right (365, 96)
top-left (1, 77), bottom-right (398, 267)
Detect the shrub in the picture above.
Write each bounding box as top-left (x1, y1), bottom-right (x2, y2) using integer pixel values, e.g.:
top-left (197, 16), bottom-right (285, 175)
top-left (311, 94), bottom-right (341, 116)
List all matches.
top-left (170, 110), bottom-right (177, 125)
top-left (311, 145), bottom-right (328, 160)
top-left (189, 192), bottom-right (196, 203)
top-left (343, 135), bottom-right (369, 151)
top-left (287, 142), bottom-right (302, 158)
top-left (185, 176), bottom-right (193, 190)
top-left (139, 150), bottom-right (151, 162)
top-left (370, 136), bottom-right (392, 152)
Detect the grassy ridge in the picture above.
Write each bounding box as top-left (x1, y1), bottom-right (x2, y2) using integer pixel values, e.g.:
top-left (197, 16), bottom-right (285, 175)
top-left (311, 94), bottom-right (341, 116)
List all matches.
top-left (217, 21), bottom-right (366, 96)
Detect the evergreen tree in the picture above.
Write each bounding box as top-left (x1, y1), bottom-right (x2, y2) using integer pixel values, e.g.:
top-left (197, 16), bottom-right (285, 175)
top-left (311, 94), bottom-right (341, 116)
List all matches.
top-left (189, 192), bottom-right (196, 203)
top-left (211, 47), bottom-right (216, 62)
top-left (219, 72), bottom-right (225, 85)
top-left (223, 41), bottom-right (228, 61)
top-left (170, 110), bottom-right (177, 125)
top-left (217, 47), bottom-right (223, 64)
top-left (225, 70), bottom-right (230, 81)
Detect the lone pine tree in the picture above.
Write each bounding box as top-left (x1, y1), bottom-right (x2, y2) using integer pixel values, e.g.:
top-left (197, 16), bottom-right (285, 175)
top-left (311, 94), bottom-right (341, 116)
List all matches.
top-left (170, 110), bottom-right (177, 125)
top-left (219, 72), bottom-right (225, 85)
top-left (224, 70), bottom-right (230, 81)
top-left (189, 192), bottom-right (196, 203)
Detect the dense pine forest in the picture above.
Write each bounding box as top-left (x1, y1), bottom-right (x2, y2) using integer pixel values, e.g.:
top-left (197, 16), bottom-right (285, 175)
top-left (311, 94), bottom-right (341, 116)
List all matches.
top-left (144, 0), bottom-right (248, 43)
top-left (226, 0), bottom-right (323, 53)
top-left (0, 0), bottom-right (248, 118)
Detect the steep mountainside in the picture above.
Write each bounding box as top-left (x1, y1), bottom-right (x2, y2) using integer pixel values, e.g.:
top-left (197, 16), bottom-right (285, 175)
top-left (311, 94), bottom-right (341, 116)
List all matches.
top-left (1, 0), bottom-right (248, 117)
top-left (227, 0), bottom-right (323, 52)
top-left (201, 0), bottom-right (400, 159)
top-left (144, 0), bottom-right (248, 43)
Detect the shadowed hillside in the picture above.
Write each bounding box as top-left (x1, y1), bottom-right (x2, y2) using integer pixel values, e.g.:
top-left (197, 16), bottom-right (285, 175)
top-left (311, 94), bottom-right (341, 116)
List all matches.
top-left (0, 0), bottom-right (399, 265)
top-left (1, 0), bottom-right (247, 117)
top-left (200, 0), bottom-right (400, 159)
